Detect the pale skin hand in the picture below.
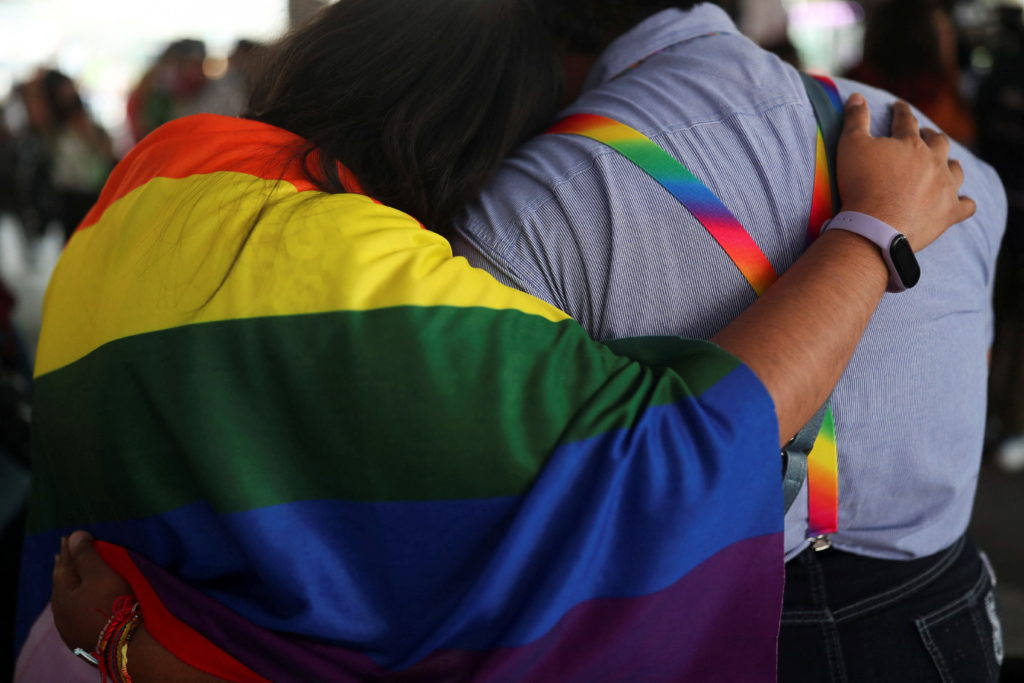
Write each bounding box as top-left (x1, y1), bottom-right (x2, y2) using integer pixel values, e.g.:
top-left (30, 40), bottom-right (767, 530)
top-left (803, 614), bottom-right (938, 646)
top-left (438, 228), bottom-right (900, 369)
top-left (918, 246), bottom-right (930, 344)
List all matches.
top-left (50, 96), bottom-right (977, 678)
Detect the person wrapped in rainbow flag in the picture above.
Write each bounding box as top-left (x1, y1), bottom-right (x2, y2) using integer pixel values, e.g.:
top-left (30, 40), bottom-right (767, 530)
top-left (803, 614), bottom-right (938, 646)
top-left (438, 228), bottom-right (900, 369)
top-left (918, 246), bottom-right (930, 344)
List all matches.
top-left (16, 1), bottom-right (974, 681)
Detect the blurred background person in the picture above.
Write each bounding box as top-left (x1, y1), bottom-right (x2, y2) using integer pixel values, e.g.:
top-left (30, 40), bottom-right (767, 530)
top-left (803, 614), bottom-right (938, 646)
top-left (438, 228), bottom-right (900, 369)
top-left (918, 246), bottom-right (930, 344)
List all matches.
top-left (3, 80), bottom-right (62, 241)
top-left (125, 38), bottom-right (265, 144)
top-left (196, 39), bottom-right (268, 118)
top-left (979, 4), bottom-right (1024, 472)
top-left (37, 70), bottom-right (116, 240)
top-left (1, 70), bottom-right (114, 242)
top-left (847, 0), bottom-right (976, 145)
top-left (126, 39), bottom-right (209, 143)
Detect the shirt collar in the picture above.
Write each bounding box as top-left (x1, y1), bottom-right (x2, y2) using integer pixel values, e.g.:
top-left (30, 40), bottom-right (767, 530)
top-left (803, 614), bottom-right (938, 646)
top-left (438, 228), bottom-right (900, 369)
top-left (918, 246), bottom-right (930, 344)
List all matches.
top-left (581, 4), bottom-right (739, 92)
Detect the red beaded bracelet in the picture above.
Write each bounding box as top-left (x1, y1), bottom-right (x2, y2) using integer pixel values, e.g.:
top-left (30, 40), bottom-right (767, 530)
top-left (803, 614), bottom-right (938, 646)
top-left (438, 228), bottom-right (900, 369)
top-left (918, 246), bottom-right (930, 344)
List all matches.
top-left (90, 595), bottom-right (140, 683)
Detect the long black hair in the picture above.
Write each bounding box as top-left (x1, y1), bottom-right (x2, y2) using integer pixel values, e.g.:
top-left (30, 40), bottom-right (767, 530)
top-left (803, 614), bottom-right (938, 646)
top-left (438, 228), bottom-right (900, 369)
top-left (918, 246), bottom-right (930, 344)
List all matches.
top-left (246, 0), bottom-right (563, 232)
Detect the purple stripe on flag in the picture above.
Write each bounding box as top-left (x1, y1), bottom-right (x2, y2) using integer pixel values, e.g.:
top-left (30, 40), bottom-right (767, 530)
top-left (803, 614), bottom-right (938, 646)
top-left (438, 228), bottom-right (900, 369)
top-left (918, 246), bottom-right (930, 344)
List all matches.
top-left (133, 532), bottom-right (782, 681)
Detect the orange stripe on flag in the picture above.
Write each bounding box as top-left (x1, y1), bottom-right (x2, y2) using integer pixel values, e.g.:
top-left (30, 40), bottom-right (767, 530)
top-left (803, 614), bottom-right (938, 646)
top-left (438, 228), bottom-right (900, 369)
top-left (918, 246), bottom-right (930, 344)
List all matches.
top-left (78, 114), bottom-right (363, 232)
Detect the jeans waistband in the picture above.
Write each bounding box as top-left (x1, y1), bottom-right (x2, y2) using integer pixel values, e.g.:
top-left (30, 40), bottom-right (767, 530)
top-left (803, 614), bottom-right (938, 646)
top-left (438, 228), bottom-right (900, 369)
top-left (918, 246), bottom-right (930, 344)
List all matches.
top-left (781, 534), bottom-right (974, 625)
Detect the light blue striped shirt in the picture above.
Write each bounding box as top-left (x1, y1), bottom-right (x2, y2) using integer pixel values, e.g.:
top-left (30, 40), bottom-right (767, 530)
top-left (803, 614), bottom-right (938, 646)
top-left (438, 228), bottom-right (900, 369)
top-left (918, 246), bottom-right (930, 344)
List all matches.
top-left (453, 4), bottom-right (1007, 561)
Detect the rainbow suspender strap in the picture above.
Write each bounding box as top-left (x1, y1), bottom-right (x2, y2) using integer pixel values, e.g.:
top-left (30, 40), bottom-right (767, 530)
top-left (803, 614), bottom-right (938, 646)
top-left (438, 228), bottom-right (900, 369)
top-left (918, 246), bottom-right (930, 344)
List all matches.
top-left (546, 73), bottom-right (845, 538)
top-left (802, 74), bottom-right (844, 537)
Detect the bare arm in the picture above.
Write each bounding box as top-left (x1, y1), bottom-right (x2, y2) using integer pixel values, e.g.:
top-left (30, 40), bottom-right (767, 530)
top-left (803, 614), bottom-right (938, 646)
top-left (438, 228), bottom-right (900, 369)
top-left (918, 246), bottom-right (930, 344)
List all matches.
top-left (714, 228), bottom-right (887, 443)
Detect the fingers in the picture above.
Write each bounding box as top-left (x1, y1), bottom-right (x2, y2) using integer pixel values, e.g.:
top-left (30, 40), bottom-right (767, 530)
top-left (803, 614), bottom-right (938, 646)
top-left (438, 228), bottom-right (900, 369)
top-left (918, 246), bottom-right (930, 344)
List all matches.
top-left (955, 196), bottom-right (978, 224)
top-left (52, 536), bottom-right (80, 602)
top-left (948, 159), bottom-right (965, 189)
top-left (922, 128), bottom-right (951, 158)
top-left (842, 93), bottom-right (872, 138)
top-left (948, 156), bottom-right (972, 224)
top-left (890, 101), bottom-right (920, 139)
top-left (57, 536), bottom-right (80, 589)
top-left (68, 530), bottom-right (107, 580)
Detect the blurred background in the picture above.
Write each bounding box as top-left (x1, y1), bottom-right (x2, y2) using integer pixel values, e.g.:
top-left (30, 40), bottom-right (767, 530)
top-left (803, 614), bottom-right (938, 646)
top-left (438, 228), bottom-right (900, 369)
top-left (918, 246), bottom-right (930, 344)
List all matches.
top-left (1, 0), bottom-right (1022, 678)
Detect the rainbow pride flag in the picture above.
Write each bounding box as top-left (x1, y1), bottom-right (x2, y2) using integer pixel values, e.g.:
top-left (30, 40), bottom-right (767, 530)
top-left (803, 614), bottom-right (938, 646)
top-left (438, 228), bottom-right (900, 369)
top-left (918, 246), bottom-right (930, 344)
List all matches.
top-left (18, 114), bottom-right (784, 681)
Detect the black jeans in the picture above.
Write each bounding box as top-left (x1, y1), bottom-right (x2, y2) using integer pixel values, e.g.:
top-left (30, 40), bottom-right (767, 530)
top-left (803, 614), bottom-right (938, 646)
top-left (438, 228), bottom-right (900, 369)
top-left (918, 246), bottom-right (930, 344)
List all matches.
top-left (779, 536), bottom-right (1003, 682)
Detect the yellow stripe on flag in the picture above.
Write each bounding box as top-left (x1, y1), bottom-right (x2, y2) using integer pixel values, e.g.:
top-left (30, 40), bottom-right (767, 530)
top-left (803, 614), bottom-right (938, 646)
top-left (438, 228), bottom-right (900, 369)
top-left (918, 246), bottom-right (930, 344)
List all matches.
top-left (36, 172), bottom-right (569, 377)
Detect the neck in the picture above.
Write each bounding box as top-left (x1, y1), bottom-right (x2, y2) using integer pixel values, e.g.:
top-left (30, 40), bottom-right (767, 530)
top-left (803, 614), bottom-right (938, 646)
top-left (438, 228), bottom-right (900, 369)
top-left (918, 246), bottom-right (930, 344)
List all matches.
top-left (561, 51), bottom-right (599, 106)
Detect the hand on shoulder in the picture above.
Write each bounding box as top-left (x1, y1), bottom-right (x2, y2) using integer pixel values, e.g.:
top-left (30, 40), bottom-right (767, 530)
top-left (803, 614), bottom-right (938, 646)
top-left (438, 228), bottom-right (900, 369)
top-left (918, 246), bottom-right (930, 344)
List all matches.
top-left (836, 95), bottom-right (976, 251)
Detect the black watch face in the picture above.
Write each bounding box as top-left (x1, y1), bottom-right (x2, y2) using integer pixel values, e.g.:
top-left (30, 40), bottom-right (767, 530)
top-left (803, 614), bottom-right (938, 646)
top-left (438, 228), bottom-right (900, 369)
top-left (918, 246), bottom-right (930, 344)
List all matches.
top-left (889, 236), bottom-right (921, 288)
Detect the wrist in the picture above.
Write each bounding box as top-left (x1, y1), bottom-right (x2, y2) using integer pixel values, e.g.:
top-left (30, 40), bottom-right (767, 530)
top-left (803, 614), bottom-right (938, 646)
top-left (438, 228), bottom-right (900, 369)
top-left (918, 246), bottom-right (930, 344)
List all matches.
top-left (816, 228), bottom-right (888, 276)
top-left (838, 202), bottom-right (905, 232)
top-left (67, 595), bottom-right (142, 680)
top-left (822, 211), bottom-right (921, 292)
top-left (809, 229), bottom-right (889, 303)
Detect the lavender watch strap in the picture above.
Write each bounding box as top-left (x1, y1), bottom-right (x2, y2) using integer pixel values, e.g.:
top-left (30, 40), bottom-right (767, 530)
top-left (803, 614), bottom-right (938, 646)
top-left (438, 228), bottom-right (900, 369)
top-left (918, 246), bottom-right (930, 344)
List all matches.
top-left (822, 211), bottom-right (911, 292)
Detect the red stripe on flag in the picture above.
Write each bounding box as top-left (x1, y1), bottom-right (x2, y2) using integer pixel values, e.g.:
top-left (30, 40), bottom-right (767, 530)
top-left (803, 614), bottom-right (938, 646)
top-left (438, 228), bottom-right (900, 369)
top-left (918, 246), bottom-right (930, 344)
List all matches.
top-left (95, 541), bottom-right (269, 683)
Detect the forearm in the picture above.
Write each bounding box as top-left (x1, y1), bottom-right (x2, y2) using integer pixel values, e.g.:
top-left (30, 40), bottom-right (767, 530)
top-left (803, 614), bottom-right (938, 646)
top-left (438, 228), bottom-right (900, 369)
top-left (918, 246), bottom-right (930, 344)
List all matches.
top-left (713, 229), bottom-right (888, 444)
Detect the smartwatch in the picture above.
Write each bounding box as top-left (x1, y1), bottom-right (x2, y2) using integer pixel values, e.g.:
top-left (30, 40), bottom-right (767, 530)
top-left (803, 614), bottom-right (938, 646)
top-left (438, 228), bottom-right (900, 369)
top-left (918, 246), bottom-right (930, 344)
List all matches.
top-left (822, 211), bottom-right (921, 292)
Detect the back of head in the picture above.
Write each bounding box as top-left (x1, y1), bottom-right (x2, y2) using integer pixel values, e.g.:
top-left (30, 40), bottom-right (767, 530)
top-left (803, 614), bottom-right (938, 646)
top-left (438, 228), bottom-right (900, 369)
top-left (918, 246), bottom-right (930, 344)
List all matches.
top-left (543, 1), bottom-right (704, 54)
top-left (247, 0), bottom-right (563, 232)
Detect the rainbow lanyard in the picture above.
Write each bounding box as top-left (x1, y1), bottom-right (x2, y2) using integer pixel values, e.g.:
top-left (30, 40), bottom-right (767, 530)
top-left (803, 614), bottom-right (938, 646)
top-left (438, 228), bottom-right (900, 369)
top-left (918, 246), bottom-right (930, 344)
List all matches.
top-left (546, 74), bottom-right (844, 538)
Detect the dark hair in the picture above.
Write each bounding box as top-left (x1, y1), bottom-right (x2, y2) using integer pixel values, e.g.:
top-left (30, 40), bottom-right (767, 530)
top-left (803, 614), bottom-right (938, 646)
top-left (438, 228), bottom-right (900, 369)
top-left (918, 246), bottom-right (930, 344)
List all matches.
top-left (862, 0), bottom-right (950, 84)
top-left (162, 38), bottom-right (207, 62)
top-left (247, 0), bottom-right (563, 232)
top-left (544, 1), bottom-right (702, 54)
top-left (40, 70), bottom-right (85, 126)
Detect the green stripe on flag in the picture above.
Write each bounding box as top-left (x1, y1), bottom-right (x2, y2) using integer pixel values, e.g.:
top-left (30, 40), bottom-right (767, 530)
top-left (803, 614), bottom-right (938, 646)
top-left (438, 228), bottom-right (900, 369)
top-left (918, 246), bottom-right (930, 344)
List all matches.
top-left (30, 306), bottom-right (742, 531)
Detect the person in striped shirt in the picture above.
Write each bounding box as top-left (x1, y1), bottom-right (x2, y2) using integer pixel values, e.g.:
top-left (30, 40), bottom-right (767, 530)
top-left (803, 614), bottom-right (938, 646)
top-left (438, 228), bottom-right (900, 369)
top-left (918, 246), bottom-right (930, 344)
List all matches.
top-left (454, 2), bottom-right (1006, 680)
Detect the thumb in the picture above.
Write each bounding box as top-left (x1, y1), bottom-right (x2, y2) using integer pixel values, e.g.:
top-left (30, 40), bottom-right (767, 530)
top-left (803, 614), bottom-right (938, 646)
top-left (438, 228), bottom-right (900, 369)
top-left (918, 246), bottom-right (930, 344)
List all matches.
top-left (68, 530), bottom-right (107, 578)
top-left (842, 93), bottom-right (872, 139)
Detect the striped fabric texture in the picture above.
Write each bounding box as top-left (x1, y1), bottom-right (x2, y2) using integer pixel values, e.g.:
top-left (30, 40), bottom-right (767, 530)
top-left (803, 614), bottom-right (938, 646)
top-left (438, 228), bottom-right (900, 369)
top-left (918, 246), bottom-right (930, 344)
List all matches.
top-left (546, 113), bottom-right (778, 296)
top-left (454, 4), bottom-right (1004, 562)
top-left (19, 114), bottom-right (784, 681)
top-left (545, 89), bottom-right (843, 539)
